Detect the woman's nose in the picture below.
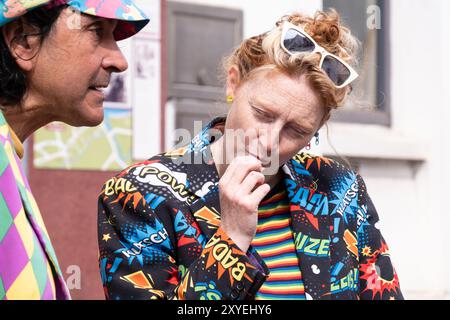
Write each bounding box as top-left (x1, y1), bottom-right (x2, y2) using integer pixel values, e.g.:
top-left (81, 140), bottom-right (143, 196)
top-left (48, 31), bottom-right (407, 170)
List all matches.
top-left (258, 126), bottom-right (281, 158)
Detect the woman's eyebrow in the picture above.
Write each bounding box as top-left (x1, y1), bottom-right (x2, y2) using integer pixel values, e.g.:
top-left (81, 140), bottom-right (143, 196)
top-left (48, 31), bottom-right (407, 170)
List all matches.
top-left (250, 98), bottom-right (275, 112)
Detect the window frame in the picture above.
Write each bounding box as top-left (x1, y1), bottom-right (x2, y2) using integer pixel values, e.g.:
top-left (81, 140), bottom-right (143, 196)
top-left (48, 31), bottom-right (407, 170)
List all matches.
top-left (325, 0), bottom-right (391, 126)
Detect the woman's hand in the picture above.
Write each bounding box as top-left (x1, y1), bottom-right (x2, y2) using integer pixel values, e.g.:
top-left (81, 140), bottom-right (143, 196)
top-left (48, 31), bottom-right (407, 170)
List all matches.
top-left (218, 155), bottom-right (271, 252)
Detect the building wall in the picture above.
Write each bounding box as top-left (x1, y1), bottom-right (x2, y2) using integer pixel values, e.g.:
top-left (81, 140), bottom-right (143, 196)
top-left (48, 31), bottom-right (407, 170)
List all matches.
top-left (172, 0), bottom-right (322, 38)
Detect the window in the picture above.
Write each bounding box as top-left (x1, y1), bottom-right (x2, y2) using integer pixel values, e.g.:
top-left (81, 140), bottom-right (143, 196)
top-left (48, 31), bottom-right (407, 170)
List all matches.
top-left (323, 0), bottom-right (390, 125)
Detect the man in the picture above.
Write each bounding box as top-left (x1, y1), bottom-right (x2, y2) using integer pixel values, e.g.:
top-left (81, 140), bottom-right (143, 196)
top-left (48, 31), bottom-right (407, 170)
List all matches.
top-left (0, 0), bottom-right (149, 300)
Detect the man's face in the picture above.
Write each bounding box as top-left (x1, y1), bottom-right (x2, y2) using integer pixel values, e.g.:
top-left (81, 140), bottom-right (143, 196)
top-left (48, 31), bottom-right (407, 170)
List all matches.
top-left (29, 7), bottom-right (128, 126)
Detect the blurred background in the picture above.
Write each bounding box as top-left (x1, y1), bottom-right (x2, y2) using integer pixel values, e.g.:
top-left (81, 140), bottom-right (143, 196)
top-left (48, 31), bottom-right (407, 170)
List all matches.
top-left (24, 0), bottom-right (450, 299)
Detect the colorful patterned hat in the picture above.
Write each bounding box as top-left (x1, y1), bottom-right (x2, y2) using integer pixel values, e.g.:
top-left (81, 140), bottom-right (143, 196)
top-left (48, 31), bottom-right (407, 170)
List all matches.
top-left (0, 0), bottom-right (150, 41)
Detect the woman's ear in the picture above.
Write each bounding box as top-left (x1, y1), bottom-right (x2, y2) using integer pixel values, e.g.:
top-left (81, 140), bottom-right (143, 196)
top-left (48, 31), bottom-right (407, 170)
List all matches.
top-left (226, 66), bottom-right (241, 98)
top-left (320, 112), bottom-right (331, 127)
top-left (2, 17), bottom-right (42, 72)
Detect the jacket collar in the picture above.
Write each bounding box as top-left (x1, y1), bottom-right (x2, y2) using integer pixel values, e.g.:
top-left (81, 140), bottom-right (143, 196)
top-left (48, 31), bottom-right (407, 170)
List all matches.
top-left (0, 111), bottom-right (24, 159)
top-left (9, 125), bottom-right (24, 159)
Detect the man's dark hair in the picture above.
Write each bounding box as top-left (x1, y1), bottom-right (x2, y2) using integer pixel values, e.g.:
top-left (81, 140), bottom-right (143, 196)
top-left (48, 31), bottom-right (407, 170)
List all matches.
top-left (0, 5), bottom-right (67, 108)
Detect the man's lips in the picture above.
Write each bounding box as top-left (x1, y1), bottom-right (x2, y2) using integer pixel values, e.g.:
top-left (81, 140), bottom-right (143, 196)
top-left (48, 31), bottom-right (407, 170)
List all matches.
top-left (89, 84), bottom-right (108, 92)
top-left (88, 84), bottom-right (109, 99)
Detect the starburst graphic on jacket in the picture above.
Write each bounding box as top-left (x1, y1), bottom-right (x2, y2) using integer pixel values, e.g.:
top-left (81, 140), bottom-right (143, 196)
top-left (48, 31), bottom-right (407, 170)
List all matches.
top-left (111, 191), bottom-right (147, 211)
top-left (121, 270), bottom-right (153, 289)
top-left (202, 245), bottom-right (254, 287)
top-left (115, 220), bottom-right (171, 266)
top-left (165, 266), bottom-right (179, 286)
top-left (359, 242), bottom-right (401, 299)
top-left (120, 270), bottom-right (166, 298)
top-left (305, 156), bottom-right (333, 171)
top-left (330, 172), bottom-right (360, 224)
top-left (362, 246), bottom-right (372, 257)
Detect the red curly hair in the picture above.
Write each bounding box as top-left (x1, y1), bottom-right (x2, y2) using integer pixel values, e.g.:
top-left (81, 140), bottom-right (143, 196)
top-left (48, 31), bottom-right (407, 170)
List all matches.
top-left (223, 9), bottom-right (360, 112)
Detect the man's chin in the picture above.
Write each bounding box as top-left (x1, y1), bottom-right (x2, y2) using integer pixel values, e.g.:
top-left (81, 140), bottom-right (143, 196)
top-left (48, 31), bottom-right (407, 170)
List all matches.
top-left (83, 116), bottom-right (104, 127)
top-left (84, 111), bottom-right (104, 127)
top-left (65, 109), bottom-right (105, 127)
top-left (80, 100), bottom-right (105, 126)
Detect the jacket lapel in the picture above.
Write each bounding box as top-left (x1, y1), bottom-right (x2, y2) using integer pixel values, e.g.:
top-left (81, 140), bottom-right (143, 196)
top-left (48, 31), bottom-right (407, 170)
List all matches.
top-left (282, 155), bottom-right (332, 300)
top-left (184, 143), bottom-right (222, 242)
top-left (178, 117), bottom-right (225, 241)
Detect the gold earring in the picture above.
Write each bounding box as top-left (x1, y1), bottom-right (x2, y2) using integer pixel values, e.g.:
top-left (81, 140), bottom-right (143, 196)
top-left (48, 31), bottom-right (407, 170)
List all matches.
top-left (226, 95), bottom-right (234, 104)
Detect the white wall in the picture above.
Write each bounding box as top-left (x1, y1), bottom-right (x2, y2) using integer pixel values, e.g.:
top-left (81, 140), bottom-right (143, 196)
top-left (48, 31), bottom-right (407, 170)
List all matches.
top-left (442, 0), bottom-right (450, 299)
top-left (172, 0), bottom-right (322, 38)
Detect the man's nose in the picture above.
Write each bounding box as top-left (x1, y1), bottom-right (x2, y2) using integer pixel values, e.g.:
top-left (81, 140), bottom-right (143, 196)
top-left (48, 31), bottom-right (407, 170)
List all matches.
top-left (102, 42), bottom-right (129, 73)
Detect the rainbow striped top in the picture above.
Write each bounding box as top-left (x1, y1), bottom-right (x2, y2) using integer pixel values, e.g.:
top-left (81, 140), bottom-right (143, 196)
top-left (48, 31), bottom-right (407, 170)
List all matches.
top-left (251, 180), bottom-right (306, 300)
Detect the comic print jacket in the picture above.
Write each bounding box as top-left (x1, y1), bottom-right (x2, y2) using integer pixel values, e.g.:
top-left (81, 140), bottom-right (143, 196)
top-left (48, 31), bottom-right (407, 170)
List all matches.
top-left (98, 117), bottom-right (403, 300)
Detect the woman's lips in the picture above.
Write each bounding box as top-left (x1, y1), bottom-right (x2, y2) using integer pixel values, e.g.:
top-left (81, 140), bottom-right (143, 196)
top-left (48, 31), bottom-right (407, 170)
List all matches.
top-left (247, 152), bottom-right (271, 166)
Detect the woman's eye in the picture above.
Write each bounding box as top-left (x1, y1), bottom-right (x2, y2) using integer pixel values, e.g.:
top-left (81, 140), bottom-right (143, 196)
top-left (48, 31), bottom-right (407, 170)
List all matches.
top-left (252, 107), bottom-right (273, 121)
top-left (288, 127), bottom-right (306, 138)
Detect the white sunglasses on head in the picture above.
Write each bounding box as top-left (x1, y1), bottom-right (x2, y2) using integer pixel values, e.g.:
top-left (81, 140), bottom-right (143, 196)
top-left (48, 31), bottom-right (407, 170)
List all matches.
top-left (280, 21), bottom-right (359, 89)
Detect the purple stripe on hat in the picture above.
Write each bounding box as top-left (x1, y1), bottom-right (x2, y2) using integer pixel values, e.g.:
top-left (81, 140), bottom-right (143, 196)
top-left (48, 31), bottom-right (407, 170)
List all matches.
top-left (0, 165), bottom-right (23, 219)
top-left (0, 225), bottom-right (30, 291)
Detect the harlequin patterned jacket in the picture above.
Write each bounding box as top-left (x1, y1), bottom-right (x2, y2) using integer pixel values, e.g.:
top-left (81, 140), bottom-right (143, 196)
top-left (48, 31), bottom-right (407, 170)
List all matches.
top-left (98, 116), bottom-right (403, 300)
top-left (0, 112), bottom-right (70, 300)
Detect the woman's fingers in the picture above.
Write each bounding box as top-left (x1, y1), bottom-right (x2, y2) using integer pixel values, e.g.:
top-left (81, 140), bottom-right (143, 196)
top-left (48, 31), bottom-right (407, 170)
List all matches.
top-left (239, 170), bottom-right (266, 195)
top-left (249, 183), bottom-right (271, 204)
top-left (221, 155), bottom-right (263, 188)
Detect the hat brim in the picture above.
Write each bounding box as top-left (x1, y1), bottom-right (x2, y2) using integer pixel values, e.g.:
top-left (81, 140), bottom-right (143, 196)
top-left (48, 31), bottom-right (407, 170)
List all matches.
top-left (67, 0), bottom-right (150, 41)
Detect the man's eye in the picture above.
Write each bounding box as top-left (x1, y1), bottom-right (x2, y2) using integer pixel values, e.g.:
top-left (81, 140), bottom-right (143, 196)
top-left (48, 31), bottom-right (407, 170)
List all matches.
top-left (90, 27), bottom-right (103, 37)
top-left (87, 22), bottom-right (104, 38)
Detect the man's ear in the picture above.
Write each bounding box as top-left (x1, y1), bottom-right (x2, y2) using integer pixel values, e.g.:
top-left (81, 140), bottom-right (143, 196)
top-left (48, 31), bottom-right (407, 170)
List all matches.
top-left (2, 18), bottom-right (42, 72)
top-left (226, 66), bottom-right (241, 98)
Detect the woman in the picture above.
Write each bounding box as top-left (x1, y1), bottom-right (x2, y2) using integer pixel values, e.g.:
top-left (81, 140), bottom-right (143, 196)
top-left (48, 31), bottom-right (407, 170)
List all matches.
top-left (98, 10), bottom-right (403, 300)
top-left (0, 0), bottom-right (149, 300)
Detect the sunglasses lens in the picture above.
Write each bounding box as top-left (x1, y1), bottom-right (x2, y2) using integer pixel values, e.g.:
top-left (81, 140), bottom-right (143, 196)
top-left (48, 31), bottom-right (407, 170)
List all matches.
top-left (322, 55), bottom-right (351, 87)
top-left (283, 28), bottom-right (315, 53)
